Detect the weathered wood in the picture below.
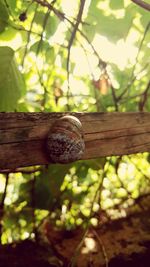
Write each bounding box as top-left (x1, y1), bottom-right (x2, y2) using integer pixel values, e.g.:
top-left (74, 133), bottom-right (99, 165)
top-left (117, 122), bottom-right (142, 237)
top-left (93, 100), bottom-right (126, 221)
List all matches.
top-left (0, 112), bottom-right (150, 170)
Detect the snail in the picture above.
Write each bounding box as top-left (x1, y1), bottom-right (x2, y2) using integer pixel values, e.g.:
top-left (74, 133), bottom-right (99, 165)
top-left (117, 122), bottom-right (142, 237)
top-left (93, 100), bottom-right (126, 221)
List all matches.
top-left (46, 115), bottom-right (85, 164)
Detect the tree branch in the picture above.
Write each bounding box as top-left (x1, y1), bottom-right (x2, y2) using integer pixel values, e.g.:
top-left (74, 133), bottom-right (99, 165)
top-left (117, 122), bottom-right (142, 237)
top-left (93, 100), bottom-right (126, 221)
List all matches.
top-left (66, 0), bottom-right (86, 66)
top-left (66, 0), bottom-right (86, 108)
top-left (33, 0), bottom-right (65, 20)
top-left (131, 0), bottom-right (150, 11)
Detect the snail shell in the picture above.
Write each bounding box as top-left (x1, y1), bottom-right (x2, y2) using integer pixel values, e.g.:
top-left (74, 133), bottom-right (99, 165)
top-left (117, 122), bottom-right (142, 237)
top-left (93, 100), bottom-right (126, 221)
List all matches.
top-left (46, 115), bottom-right (85, 164)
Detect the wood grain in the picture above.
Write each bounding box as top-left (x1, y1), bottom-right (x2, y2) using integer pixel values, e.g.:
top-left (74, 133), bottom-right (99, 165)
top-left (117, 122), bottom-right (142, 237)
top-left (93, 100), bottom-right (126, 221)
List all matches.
top-left (0, 112), bottom-right (150, 170)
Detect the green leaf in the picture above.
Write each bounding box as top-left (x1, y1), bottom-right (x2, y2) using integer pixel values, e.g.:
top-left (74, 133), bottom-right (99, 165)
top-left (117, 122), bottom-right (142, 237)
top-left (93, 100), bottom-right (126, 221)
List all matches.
top-left (85, 158), bottom-right (106, 170)
top-left (34, 164), bottom-right (70, 210)
top-left (0, 0), bottom-right (9, 32)
top-left (0, 46), bottom-right (26, 111)
top-left (4, 0), bottom-right (16, 13)
top-left (84, 3), bottom-right (134, 42)
top-left (109, 0), bottom-right (124, 10)
top-left (0, 27), bottom-right (19, 41)
top-left (34, 11), bottom-right (59, 38)
top-left (30, 40), bottom-right (55, 62)
top-left (97, 13), bottom-right (133, 41)
top-left (45, 15), bottom-right (59, 38)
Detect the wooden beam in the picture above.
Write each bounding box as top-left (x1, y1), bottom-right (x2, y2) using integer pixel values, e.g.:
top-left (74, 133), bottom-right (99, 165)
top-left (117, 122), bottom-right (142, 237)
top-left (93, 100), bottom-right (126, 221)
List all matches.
top-left (0, 112), bottom-right (150, 170)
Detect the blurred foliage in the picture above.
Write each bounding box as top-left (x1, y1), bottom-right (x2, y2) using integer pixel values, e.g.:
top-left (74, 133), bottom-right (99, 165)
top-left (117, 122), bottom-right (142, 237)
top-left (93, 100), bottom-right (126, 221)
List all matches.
top-left (0, 0), bottom-right (150, 244)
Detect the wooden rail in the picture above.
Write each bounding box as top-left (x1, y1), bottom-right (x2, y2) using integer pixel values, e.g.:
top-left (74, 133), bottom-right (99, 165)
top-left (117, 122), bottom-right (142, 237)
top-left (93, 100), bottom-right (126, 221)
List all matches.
top-left (0, 112), bottom-right (150, 170)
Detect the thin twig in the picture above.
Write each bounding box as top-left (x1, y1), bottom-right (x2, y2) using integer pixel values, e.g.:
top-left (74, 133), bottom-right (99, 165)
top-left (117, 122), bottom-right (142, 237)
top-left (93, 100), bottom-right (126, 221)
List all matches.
top-left (131, 0), bottom-right (150, 11)
top-left (129, 21), bottom-right (150, 84)
top-left (30, 173), bottom-right (38, 241)
top-left (81, 46), bottom-right (102, 111)
top-left (68, 228), bottom-right (89, 267)
top-left (34, 0), bottom-right (107, 70)
top-left (66, 0), bottom-right (86, 102)
top-left (36, 10), bottom-right (50, 55)
top-left (92, 229), bottom-right (109, 267)
top-left (35, 0), bottom-right (57, 55)
top-left (110, 85), bottom-right (119, 111)
top-left (69, 168), bottom-right (106, 267)
top-left (138, 80), bottom-right (150, 111)
top-left (21, 3), bottom-right (38, 67)
top-left (78, 29), bottom-right (107, 70)
top-left (117, 21), bottom-right (150, 101)
top-left (33, 0), bottom-right (65, 20)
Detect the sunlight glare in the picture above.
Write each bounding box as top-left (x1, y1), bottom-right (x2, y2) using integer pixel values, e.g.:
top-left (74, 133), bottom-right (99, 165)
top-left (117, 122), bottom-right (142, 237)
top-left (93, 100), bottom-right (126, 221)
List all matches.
top-left (62, 204), bottom-right (67, 214)
top-left (72, 46), bottom-right (98, 77)
top-left (50, 22), bottom-right (68, 45)
top-left (61, 0), bottom-right (79, 17)
top-left (63, 76), bottom-right (89, 95)
top-left (92, 34), bottom-right (138, 70)
top-left (0, 32), bottom-right (22, 50)
top-left (82, 237), bottom-right (96, 254)
top-left (72, 47), bottom-right (91, 76)
top-left (0, 175), bottom-right (5, 192)
top-left (22, 232), bottom-right (30, 239)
